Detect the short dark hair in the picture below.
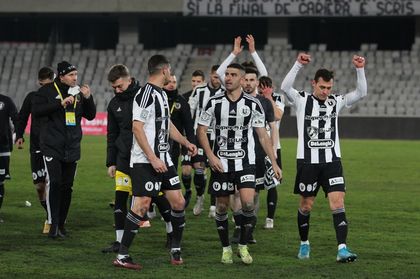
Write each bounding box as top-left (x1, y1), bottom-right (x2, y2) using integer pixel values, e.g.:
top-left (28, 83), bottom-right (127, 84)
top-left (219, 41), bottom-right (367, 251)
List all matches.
top-left (210, 65), bottom-right (219, 73)
top-left (227, 63), bottom-right (245, 74)
top-left (245, 66), bottom-right (259, 77)
top-left (241, 61), bottom-right (256, 68)
top-left (107, 64), bottom-right (130, 83)
top-left (148, 54), bottom-right (170, 75)
top-left (314, 69), bottom-right (334, 82)
top-left (38, 67), bottom-right (54, 80)
top-left (259, 76), bottom-right (273, 88)
top-left (192, 70), bottom-right (205, 79)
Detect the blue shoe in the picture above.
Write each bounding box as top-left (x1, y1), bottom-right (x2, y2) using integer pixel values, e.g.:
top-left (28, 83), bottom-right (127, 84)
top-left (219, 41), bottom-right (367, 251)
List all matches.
top-left (297, 243), bottom-right (310, 259)
top-left (336, 247), bottom-right (357, 263)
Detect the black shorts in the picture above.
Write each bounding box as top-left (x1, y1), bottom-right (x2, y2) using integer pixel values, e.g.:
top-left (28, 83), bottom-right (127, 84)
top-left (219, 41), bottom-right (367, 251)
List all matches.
top-left (276, 149), bottom-right (282, 169)
top-left (130, 163), bottom-right (181, 197)
top-left (31, 151), bottom-right (46, 184)
top-left (180, 146), bottom-right (192, 166)
top-left (294, 160), bottom-right (345, 197)
top-left (209, 167), bottom-right (256, 197)
top-left (191, 138), bottom-right (213, 166)
top-left (0, 155), bottom-right (9, 183)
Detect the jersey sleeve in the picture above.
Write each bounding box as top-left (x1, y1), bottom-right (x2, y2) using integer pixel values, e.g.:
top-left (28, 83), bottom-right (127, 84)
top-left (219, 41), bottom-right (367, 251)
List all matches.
top-left (132, 88), bottom-right (154, 122)
top-left (197, 98), bottom-right (214, 127)
top-left (280, 61), bottom-right (305, 106)
top-left (251, 101), bottom-right (266, 128)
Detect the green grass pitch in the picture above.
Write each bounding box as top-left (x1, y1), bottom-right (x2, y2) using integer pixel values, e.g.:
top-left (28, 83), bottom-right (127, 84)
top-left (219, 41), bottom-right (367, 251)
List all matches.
top-left (0, 136), bottom-right (419, 279)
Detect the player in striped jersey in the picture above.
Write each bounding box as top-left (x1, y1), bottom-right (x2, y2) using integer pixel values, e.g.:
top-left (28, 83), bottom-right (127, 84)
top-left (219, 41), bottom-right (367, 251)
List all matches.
top-left (188, 65), bottom-right (225, 217)
top-left (113, 55), bottom-right (197, 270)
top-left (197, 63), bottom-right (281, 265)
top-left (281, 53), bottom-right (367, 263)
top-left (258, 76), bottom-right (286, 229)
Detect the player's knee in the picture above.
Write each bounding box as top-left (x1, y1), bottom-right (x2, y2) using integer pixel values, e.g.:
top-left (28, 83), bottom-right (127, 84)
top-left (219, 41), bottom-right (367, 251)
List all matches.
top-left (216, 203), bottom-right (229, 214)
top-left (300, 200), bottom-right (313, 213)
top-left (242, 201), bottom-right (255, 213)
top-left (170, 197), bottom-right (185, 211)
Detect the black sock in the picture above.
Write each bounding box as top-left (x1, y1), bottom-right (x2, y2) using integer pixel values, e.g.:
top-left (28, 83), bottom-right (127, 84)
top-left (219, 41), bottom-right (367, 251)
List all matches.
top-left (170, 209), bottom-right (185, 249)
top-left (194, 169), bottom-right (206, 196)
top-left (114, 191), bottom-right (129, 231)
top-left (240, 209), bottom-right (254, 245)
top-left (215, 212), bottom-right (229, 247)
top-left (0, 183), bottom-right (4, 209)
top-left (267, 188), bottom-right (278, 219)
top-left (119, 210), bottom-right (142, 255)
top-left (40, 200), bottom-right (48, 219)
top-left (332, 208), bottom-right (348, 245)
top-left (210, 194), bottom-right (216, 206)
top-left (155, 195), bottom-right (171, 222)
top-left (182, 175), bottom-right (192, 192)
top-left (233, 210), bottom-right (242, 227)
top-left (298, 208), bottom-right (310, 241)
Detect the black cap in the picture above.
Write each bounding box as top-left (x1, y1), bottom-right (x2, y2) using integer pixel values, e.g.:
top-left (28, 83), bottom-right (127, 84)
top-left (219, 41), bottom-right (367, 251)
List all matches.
top-left (57, 61), bottom-right (77, 76)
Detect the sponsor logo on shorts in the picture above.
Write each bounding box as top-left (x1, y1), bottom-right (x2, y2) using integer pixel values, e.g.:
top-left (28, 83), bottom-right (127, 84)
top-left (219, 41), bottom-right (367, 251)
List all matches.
top-left (299, 182), bottom-right (317, 192)
top-left (0, 169), bottom-right (5, 175)
top-left (240, 174), bottom-right (255, 183)
top-left (145, 181), bottom-right (161, 191)
top-left (32, 172), bottom-right (37, 180)
top-left (255, 177), bottom-right (264, 185)
top-left (158, 143), bottom-right (170, 152)
top-left (213, 182), bottom-right (221, 191)
top-left (329, 177), bottom-right (344, 186)
top-left (308, 139), bottom-right (335, 149)
top-left (169, 176), bottom-right (180, 186)
top-left (198, 148), bottom-right (204, 156)
top-left (217, 149), bottom-right (245, 159)
top-left (212, 182), bottom-right (233, 191)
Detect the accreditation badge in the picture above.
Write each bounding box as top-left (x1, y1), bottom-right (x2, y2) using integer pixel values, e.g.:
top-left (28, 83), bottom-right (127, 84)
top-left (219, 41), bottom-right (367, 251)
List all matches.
top-left (65, 111), bottom-right (76, 126)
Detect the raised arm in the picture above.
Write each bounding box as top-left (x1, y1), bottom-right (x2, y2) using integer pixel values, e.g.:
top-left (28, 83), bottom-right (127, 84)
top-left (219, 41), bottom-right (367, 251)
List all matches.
top-left (216, 36), bottom-right (243, 85)
top-left (343, 55), bottom-right (367, 107)
top-left (280, 53), bottom-right (311, 105)
top-left (246, 34), bottom-right (268, 77)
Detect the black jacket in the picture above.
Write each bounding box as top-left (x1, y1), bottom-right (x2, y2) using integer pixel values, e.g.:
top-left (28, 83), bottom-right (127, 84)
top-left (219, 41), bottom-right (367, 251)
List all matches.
top-left (166, 89), bottom-right (195, 157)
top-left (15, 91), bottom-right (42, 152)
top-left (106, 79), bottom-right (141, 173)
top-left (32, 79), bottom-right (96, 162)
top-left (0, 94), bottom-right (18, 153)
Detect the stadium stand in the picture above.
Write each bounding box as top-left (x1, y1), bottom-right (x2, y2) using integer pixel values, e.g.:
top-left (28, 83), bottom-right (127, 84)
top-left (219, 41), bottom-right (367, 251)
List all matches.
top-left (1, 39), bottom-right (420, 116)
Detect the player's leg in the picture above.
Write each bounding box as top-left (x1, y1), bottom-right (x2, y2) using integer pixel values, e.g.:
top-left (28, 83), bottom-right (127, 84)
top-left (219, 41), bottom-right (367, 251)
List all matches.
top-left (265, 150), bottom-right (282, 229)
top-left (297, 195), bottom-right (315, 259)
top-left (162, 165), bottom-right (185, 265)
top-left (230, 189), bottom-right (242, 244)
top-left (192, 160), bottom-right (206, 216)
top-left (181, 160), bottom-right (192, 208)
top-left (58, 161), bottom-right (77, 237)
top-left (31, 151), bottom-right (49, 232)
top-left (153, 193), bottom-right (173, 248)
top-left (0, 155), bottom-right (6, 222)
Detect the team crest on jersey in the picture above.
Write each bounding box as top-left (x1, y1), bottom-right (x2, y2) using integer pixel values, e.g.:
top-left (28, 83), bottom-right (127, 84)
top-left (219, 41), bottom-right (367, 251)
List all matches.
top-left (175, 103), bottom-right (181, 110)
top-left (307, 126), bottom-right (318, 138)
top-left (140, 109), bottom-right (149, 120)
top-left (216, 136), bottom-right (227, 147)
top-left (0, 102), bottom-right (4, 110)
top-left (239, 106), bottom-right (250, 117)
top-left (326, 99), bottom-right (336, 107)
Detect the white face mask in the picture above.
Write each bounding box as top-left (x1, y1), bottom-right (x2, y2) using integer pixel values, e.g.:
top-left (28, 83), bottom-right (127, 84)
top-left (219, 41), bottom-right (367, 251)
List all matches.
top-left (68, 85), bottom-right (80, 96)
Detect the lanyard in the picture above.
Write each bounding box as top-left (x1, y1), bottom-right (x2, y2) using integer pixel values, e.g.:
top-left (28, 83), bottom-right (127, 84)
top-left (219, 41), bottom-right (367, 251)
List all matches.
top-left (54, 82), bottom-right (77, 109)
top-left (170, 102), bottom-right (176, 114)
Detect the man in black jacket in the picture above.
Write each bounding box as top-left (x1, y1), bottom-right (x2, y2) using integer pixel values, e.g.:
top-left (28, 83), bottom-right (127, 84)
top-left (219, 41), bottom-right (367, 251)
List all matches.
top-left (32, 61), bottom-right (96, 238)
top-left (15, 66), bottom-right (54, 233)
top-left (0, 93), bottom-right (18, 222)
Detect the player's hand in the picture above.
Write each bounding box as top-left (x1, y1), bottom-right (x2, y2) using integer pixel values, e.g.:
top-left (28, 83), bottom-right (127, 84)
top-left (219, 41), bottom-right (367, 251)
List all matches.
top-left (208, 154), bottom-right (224, 173)
top-left (107, 165), bottom-right (116, 178)
top-left (259, 84), bottom-right (273, 99)
top-left (61, 96), bottom-right (74, 108)
top-left (352, 55), bottom-right (365, 68)
top-left (297, 53), bottom-right (311, 65)
top-left (80, 84), bottom-right (91, 98)
top-left (246, 34), bottom-right (256, 53)
top-left (272, 162), bottom-right (282, 181)
top-left (233, 36), bottom-right (243, 56)
top-left (150, 157), bottom-right (168, 173)
top-left (15, 138), bottom-right (24, 149)
top-left (186, 142), bottom-right (198, 157)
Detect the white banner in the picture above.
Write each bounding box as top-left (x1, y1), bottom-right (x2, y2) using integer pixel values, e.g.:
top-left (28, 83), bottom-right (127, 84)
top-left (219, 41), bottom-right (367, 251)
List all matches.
top-left (183, 0), bottom-right (419, 17)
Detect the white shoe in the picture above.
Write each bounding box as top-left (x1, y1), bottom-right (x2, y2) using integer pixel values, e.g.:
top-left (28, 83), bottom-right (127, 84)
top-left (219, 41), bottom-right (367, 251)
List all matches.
top-left (193, 195), bottom-right (204, 216)
top-left (208, 206), bottom-right (216, 218)
top-left (264, 218), bottom-right (274, 229)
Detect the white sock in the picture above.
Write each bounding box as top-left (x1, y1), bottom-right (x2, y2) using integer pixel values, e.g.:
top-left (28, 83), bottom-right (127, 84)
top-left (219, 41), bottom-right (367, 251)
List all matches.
top-left (116, 230), bottom-right (123, 243)
top-left (223, 246), bottom-right (232, 252)
top-left (117, 254), bottom-right (129, 260)
top-left (166, 222), bottom-right (173, 233)
top-left (301, 240), bottom-right (310, 245)
top-left (338, 243), bottom-right (347, 250)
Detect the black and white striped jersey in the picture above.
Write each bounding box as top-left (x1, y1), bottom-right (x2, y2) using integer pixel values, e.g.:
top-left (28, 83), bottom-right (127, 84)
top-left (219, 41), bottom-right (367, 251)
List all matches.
top-left (189, 83), bottom-right (225, 139)
top-left (272, 92), bottom-right (285, 150)
top-left (198, 91), bottom-right (265, 172)
top-left (131, 83), bottom-right (173, 167)
top-left (281, 61), bottom-right (367, 164)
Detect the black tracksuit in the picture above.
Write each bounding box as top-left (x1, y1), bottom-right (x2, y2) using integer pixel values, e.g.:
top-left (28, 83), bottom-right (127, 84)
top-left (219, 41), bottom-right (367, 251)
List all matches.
top-left (166, 89), bottom-right (195, 168)
top-left (32, 79), bottom-right (96, 229)
top-left (106, 79), bottom-right (140, 175)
